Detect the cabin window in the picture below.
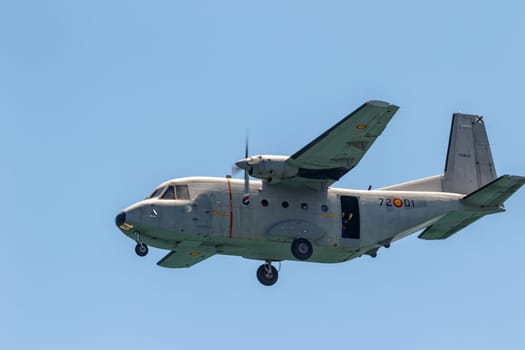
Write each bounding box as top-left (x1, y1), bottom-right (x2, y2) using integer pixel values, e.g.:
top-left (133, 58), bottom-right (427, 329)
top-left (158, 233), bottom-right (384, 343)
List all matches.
top-left (261, 199), bottom-right (269, 207)
top-left (321, 204), bottom-right (328, 212)
top-left (281, 201), bottom-right (289, 208)
top-left (161, 186), bottom-right (176, 200)
top-left (301, 203), bottom-right (308, 210)
top-left (175, 185), bottom-right (190, 200)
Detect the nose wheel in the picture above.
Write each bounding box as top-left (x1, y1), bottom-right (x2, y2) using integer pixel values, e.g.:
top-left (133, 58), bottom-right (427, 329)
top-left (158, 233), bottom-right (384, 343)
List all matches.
top-left (135, 242), bottom-right (149, 257)
top-left (256, 261), bottom-right (278, 286)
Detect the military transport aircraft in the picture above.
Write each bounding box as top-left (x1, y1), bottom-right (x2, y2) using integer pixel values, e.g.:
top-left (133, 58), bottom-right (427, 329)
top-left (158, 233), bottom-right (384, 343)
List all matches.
top-left (115, 100), bottom-right (525, 286)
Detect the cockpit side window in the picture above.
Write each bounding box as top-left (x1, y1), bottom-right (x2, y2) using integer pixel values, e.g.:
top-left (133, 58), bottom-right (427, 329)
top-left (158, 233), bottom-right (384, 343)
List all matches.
top-left (149, 187), bottom-right (166, 199)
top-left (175, 185), bottom-right (190, 200)
top-left (161, 186), bottom-right (176, 200)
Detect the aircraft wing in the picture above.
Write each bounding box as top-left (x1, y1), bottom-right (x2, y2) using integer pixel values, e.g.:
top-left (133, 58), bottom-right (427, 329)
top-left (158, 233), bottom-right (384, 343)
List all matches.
top-left (157, 244), bottom-right (215, 268)
top-left (285, 100), bottom-right (399, 187)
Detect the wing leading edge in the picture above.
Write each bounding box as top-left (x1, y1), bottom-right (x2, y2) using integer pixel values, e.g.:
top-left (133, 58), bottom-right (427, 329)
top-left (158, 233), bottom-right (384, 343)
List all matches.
top-left (282, 100), bottom-right (399, 188)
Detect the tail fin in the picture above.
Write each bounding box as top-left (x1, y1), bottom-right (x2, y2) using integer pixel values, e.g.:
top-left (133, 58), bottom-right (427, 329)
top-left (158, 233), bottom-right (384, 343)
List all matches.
top-left (442, 114), bottom-right (497, 194)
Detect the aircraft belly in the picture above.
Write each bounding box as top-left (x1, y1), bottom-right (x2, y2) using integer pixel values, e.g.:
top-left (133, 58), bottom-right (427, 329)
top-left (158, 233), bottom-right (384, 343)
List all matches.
top-left (265, 220), bottom-right (325, 242)
top-left (210, 238), bottom-right (356, 263)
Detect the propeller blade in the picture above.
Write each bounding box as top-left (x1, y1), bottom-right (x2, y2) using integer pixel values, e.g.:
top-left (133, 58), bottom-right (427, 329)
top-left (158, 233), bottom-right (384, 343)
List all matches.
top-left (244, 164), bottom-right (249, 194)
top-left (242, 133), bottom-right (250, 205)
top-left (232, 133), bottom-right (251, 205)
top-left (244, 135), bottom-right (250, 196)
top-left (232, 165), bottom-right (243, 176)
top-left (245, 135), bottom-right (249, 158)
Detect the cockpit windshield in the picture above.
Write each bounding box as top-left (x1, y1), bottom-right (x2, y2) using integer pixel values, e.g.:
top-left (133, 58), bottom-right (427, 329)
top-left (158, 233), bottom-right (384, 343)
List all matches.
top-left (148, 184), bottom-right (191, 200)
top-left (161, 186), bottom-right (176, 200)
top-left (149, 187), bottom-right (166, 199)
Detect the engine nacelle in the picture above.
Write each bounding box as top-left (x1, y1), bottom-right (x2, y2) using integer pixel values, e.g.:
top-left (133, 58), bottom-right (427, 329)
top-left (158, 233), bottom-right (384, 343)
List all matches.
top-left (235, 155), bottom-right (298, 183)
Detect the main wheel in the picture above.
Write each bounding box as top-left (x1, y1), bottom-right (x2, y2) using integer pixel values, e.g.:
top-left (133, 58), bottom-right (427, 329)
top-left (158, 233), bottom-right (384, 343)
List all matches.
top-left (256, 264), bottom-right (278, 286)
top-left (135, 243), bottom-right (148, 257)
top-left (291, 238), bottom-right (313, 260)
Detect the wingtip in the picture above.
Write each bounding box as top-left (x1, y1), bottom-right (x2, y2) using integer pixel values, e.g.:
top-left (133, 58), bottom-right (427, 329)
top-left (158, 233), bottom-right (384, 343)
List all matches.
top-left (366, 100), bottom-right (399, 109)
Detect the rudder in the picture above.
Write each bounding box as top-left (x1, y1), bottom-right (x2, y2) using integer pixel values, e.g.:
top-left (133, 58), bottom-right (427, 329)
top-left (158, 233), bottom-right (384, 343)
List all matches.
top-left (443, 114), bottom-right (497, 194)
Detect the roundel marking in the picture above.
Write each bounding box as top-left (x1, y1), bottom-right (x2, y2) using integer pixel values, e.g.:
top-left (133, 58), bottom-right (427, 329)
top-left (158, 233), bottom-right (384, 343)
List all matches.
top-left (393, 198), bottom-right (403, 208)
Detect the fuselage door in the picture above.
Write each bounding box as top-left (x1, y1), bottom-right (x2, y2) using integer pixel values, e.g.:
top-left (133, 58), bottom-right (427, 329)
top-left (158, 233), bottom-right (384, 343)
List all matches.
top-left (341, 195), bottom-right (360, 239)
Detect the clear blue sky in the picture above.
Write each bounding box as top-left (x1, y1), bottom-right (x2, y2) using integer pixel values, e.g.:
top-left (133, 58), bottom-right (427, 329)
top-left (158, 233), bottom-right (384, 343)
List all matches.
top-left (2, 1), bottom-right (524, 349)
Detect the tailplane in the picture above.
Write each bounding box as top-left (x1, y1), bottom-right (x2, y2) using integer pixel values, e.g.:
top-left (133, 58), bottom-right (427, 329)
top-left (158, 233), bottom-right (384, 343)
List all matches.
top-left (418, 175), bottom-right (525, 240)
top-left (378, 111), bottom-right (524, 241)
top-left (462, 175), bottom-right (525, 209)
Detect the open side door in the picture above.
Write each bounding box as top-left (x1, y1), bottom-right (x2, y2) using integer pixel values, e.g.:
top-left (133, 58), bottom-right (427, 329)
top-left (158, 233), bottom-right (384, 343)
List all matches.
top-left (341, 195), bottom-right (360, 239)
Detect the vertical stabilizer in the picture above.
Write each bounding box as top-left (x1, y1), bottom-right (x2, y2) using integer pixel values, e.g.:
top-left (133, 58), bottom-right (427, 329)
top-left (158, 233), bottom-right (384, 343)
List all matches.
top-left (443, 114), bottom-right (497, 194)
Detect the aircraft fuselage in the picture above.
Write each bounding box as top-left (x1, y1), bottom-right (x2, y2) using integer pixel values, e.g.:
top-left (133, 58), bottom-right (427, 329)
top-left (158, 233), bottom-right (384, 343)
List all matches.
top-left (118, 177), bottom-right (464, 263)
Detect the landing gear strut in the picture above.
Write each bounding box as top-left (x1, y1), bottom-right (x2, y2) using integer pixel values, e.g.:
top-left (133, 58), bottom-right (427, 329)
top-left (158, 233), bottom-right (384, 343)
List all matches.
top-left (135, 242), bottom-right (148, 257)
top-left (256, 261), bottom-right (278, 286)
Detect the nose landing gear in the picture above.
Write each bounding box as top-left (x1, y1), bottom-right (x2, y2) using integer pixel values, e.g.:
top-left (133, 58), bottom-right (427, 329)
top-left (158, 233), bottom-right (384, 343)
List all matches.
top-left (256, 260), bottom-right (278, 286)
top-left (134, 232), bottom-right (148, 257)
top-left (135, 242), bottom-right (148, 257)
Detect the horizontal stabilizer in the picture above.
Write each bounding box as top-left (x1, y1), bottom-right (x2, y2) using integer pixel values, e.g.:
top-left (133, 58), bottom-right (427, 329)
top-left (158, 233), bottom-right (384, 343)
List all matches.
top-left (418, 212), bottom-right (484, 240)
top-left (419, 175), bottom-right (525, 240)
top-left (462, 175), bottom-right (525, 208)
top-left (157, 244), bottom-right (215, 268)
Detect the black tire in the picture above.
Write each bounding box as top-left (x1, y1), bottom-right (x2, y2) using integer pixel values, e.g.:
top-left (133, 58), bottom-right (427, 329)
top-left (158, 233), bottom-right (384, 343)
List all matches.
top-left (256, 264), bottom-right (278, 286)
top-left (135, 243), bottom-right (148, 257)
top-left (291, 238), bottom-right (313, 260)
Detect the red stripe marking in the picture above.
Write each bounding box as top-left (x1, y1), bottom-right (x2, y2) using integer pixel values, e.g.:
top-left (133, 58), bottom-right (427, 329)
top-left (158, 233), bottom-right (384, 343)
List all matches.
top-left (226, 177), bottom-right (233, 239)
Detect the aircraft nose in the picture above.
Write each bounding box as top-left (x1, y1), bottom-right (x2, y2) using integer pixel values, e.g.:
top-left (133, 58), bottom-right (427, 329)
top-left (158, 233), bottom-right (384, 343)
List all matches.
top-left (115, 211), bottom-right (126, 228)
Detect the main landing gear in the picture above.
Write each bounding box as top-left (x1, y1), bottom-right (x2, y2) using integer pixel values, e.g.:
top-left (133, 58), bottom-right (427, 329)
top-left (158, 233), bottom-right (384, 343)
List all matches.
top-left (256, 261), bottom-right (278, 286)
top-left (291, 238), bottom-right (313, 260)
top-left (257, 238), bottom-right (314, 286)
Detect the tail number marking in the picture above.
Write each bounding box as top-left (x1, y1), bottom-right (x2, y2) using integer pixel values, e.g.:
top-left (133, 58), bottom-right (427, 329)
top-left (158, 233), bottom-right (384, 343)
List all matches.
top-left (378, 198), bottom-right (415, 208)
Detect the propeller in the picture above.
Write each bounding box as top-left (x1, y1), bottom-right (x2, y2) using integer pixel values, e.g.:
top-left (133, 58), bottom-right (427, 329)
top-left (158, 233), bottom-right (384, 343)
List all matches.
top-left (243, 136), bottom-right (249, 196)
top-left (232, 136), bottom-right (251, 204)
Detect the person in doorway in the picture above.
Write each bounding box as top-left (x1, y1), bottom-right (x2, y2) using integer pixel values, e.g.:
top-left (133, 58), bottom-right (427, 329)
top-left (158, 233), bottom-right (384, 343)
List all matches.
top-left (342, 211), bottom-right (353, 236)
